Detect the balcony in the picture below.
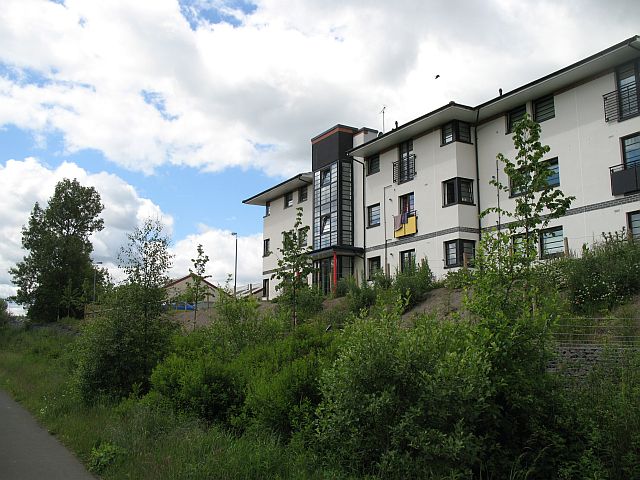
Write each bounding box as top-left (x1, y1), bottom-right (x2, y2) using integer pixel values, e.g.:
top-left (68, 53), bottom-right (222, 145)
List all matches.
top-left (603, 82), bottom-right (639, 123)
top-left (393, 154), bottom-right (416, 184)
top-left (610, 161), bottom-right (640, 195)
top-left (394, 211), bottom-right (417, 238)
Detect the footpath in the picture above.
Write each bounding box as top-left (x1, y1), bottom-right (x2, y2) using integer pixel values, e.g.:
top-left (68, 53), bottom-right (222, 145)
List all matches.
top-left (0, 390), bottom-right (95, 479)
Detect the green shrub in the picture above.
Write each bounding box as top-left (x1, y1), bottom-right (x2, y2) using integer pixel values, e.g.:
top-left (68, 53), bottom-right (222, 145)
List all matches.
top-left (392, 258), bottom-right (433, 309)
top-left (315, 311), bottom-right (492, 478)
top-left (444, 268), bottom-right (475, 289)
top-left (236, 322), bottom-right (336, 437)
top-left (89, 441), bottom-right (122, 474)
top-left (559, 233), bottom-right (640, 313)
top-left (150, 353), bottom-right (244, 423)
top-left (73, 285), bottom-right (178, 403)
top-left (277, 286), bottom-right (324, 325)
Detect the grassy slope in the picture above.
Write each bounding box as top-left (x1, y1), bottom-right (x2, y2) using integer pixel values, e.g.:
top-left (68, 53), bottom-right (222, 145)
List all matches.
top-left (0, 326), bottom-right (321, 480)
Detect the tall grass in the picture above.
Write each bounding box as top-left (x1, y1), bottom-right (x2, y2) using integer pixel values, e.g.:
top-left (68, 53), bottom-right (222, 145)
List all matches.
top-left (0, 325), bottom-right (320, 479)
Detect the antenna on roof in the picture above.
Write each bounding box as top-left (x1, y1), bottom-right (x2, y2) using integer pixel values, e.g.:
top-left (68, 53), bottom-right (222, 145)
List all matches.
top-left (380, 105), bottom-right (387, 133)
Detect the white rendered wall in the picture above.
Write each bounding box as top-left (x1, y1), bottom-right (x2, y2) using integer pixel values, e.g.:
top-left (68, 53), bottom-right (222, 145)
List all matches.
top-left (478, 70), bottom-right (640, 255)
top-left (262, 191), bottom-right (313, 299)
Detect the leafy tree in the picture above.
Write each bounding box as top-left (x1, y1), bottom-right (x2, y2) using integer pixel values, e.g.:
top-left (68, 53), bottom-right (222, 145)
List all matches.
top-left (272, 208), bottom-right (315, 327)
top-left (117, 218), bottom-right (173, 321)
top-left (60, 279), bottom-right (83, 318)
top-left (477, 114), bottom-right (575, 316)
top-left (74, 219), bottom-right (177, 402)
top-left (0, 298), bottom-right (12, 326)
top-left (10, 178), bottom-right (104, 321)
top-left (185, 244), bottom-right (211, 328)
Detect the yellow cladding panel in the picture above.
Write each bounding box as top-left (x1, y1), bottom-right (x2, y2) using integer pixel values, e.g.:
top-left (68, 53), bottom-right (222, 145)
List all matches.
top-left (394, 215), bottom-right (417, 238)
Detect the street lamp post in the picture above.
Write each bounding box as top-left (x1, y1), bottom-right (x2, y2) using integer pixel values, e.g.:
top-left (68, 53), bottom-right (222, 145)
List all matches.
top-left (92, 261), bottom-right (103, 303)
top-left (232, 232), bottom-right (238, 297)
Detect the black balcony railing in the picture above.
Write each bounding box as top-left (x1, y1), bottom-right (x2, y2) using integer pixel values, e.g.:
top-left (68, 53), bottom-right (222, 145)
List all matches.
top-left (610, 161), bottom-right (640, 196)
top-left (393, 154), bottom-right (416, 184)
top-left (603, 82), bottom-right (639, 123)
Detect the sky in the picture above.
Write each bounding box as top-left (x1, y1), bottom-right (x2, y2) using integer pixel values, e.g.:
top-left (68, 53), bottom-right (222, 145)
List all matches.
top-left (1, 0), bottom-right (638, 314)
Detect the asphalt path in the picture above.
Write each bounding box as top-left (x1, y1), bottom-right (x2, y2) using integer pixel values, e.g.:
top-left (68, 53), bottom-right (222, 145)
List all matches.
top-left (0, 390), bottom-right (95, 479)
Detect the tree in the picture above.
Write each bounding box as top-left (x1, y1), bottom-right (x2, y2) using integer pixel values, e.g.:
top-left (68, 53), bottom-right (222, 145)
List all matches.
top-left (117, 218), bottom-right (173, 321)
top-left (272, 208), bottom-right (315, 327)
top-left (476, 114), bottom-right (575, 316)
top-left (74, 219), bottom-right (176, 402)
top-left (185, 244), bottom-right (211, 329)
top-left (0, 298), bottom-right (12, 326)
top-left (10, 178), bottom-right (104, 321)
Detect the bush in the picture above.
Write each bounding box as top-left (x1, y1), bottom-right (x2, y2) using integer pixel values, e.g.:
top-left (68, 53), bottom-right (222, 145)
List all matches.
top-left (315, 310), bottom-right (492, 478)
top-left (150, 353), bottom-right (244, 423)
top-left (560, 233), bottom-right (640, 313)
top-left (73, 284), bottom-right (178, 403)
top-left (0, 298), bottom-right (11, 327)
top-left (392, 258), bottom-right (433, 309)
top-left (277, 286), bottom-right (324, 325)
top-left (236, 322), bottom-right (336, 437)
top-left (444, 268), bottom-right (475, 289)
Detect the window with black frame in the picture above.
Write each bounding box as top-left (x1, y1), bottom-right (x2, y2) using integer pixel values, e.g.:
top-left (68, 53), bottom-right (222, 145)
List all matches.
top-left (400, 249), bottom-right (415, 272)
top-left (367, 155), bottom-right (380, 175)
top-left (298, 186), bottom-right (308, 202)
top-left (441, 121), bottom-right (472, 145)
top-left (444, 239), bottom-right (475, 268)
top-left (284, 192), bottom-right (293, 208)
top-left (507, 104), bottom-right (527, 133)
top-left (367, 203), bottom-right (380, 227)
top-left (368, 256), bottom-right (381, 279)
top-left (617, 61), bottom-right (639, 120)
top-left (533, 95), bottom-right (555, 123)
top-left (628, 211), bottom-right (640, 239)
top-left (442, 177), bottom-right (474, 206)
top-left (540, 226), bottom-right (564, 258)
top-left (623, 133), bottom-right (640, 168)
top-left (394, 140), bottom-right (415, 183)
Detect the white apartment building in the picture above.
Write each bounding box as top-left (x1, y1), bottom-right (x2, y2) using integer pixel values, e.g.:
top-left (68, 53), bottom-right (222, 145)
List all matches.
top-left (244, 36), bottom-right (640, 300)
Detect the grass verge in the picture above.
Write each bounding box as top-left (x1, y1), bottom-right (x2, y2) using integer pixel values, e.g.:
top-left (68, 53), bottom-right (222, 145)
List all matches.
top-left (0, 325), bottom-right (321, 479)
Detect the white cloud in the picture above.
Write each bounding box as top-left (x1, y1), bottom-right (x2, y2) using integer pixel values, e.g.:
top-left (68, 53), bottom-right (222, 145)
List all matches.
top-left (170, 227), bottom-right (263, 288)
top-left (0, 157), bottom-right (262, 303)
top-left (0, 0), bottom-right (637, 178)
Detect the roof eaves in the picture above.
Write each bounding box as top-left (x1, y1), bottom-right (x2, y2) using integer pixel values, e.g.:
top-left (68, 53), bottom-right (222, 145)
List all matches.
top-left (242, 172), bottom-right (313, 205)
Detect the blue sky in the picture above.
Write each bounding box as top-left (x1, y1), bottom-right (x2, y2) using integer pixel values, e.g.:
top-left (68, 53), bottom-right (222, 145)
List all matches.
top-left (0, 0), bottom-right (638, 311)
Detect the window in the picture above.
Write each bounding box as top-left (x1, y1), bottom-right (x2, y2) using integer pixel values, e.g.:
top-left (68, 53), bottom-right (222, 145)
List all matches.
top-left (265, 201), bottom-right (271, 216)
top-left (507, 104), bottom-right (527, 133)
top-left (399, 192), bottom-right (415, 214)
top-left (367, 155), bottom-right (380, 175)
top-left (441, 121), bottom-right (472, 145)
top-left (400, 249), bottom-right (416, 273)
top-left (298, 186), bottom-right (308, 202)
top-left (284, 192), bottom-right (293, 208)
top-left (533, 95), bottom-right (555, 123)
top-left (367, 203), bottom-right (380, 227)
top-left (442, 177), bottom-right (474, 206)
top-left (320, 168), bottom-right (331, 187)
top-left (544, 158), bottom-right (560, 187)
top-left (628, 211), bottom-right (640, 239)
top-left (510, 158), bottom-right (560, 196)
top-left (623, 133), bottom-right (640, 168)
top-left (320, 214), bottom-right (331, 234)
top-left (263, 238), bottom-right (270, 256)
top-left (298, 228), bottom-right (307, 247)
top-left (444, 239), bottom-right (475, 268)
top-left (617, 61), bottom-right (639, 120)
top-left (540, 226), bottom-right (564, 258)
top-left (394, 140), bottom-right (415, 183)
top-left (626, 210), bottom-right (640, 239)
top-left (262, 279), bottom-right (269, 300)
top-left (368, 256), bottom-right (382, 279)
